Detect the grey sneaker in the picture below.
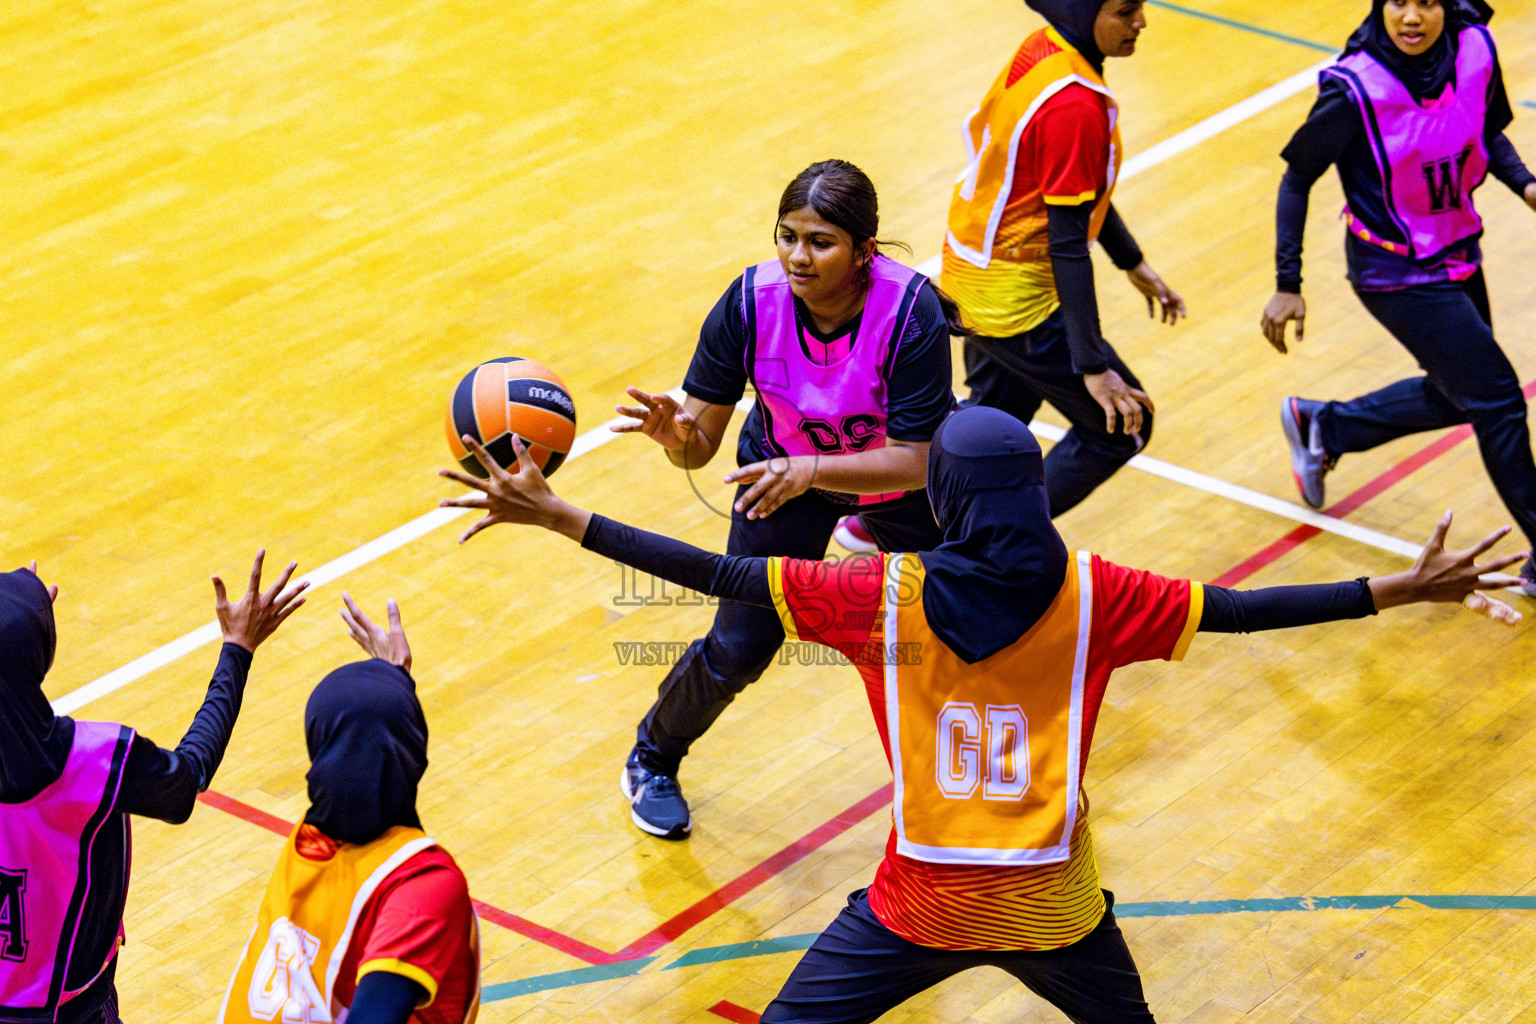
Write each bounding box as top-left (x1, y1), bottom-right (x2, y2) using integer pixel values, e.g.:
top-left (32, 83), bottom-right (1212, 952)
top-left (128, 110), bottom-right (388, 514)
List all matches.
top-left (621, 755), bottom-right (692, 839)
top-left (1280, 397), bottom-right (1333, 509)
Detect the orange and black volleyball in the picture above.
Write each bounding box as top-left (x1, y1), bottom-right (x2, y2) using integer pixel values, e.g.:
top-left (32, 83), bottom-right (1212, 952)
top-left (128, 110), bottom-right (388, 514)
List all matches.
top-left (446, 357), bottom-right (577, 478)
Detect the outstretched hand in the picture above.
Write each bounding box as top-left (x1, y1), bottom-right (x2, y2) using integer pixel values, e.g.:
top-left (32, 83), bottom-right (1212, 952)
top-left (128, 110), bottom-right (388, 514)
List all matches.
top-left (213, 551), bottom-right (309, 652)
top-left (340, 593), bottom-right (412, 672)
top-left (1368, 511), bottom-right (1526, 624)
top-left (438, 434), bottom-right (592, 543)
top-left (612, 387), bottom-right (697, 452)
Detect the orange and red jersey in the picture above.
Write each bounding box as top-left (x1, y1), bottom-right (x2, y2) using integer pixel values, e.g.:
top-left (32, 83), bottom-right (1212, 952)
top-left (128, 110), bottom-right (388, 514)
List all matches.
top-left (221, 825), bottom-right (479, 1024)
top-left (768, 552), bottom-right (1200, 951)
top-left (943, 27), bottom-right (1122, 337)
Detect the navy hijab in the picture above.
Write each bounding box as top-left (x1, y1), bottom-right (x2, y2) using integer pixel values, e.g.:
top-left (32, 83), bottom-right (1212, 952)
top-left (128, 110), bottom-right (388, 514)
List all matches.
top-left (0, 568), bottom-right (69, 803)
top-left (1026, 0), bottom-right (1106, 71)
top-left (1344, 0), bottom-right (1496, 103)
top-left (303, 660), bottom-right (427, 845)
top-left (919, 407), bottom-right (1070, 664)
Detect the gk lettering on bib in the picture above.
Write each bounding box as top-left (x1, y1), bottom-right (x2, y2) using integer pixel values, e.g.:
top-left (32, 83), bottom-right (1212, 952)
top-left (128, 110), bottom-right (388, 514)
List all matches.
top-left (883, 552), bottom-right (1091, 866)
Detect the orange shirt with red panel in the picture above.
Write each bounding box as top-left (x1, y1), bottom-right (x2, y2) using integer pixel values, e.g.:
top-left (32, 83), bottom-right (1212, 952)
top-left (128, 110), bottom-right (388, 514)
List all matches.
top-left (942, 27), bottom-right (1123, 337)
top-left (220, 824), bottom-right (479, 1024)
top-left (767, 551), bottom-right (1199, 951)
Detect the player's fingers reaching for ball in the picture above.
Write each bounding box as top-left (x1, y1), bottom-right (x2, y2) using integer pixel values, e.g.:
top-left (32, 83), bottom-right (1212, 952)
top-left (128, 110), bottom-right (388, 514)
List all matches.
top-left (339, 593), bottom-right (413, 670)
top-left (246, 549), bottom-right (266, 597)
top-left (438, 466), bottom-right (492, 494)
top-left (440, 436), bottom-right (561, 541)
top-left (458, 515), bottom-right (499, 545)
top-left (215, 551), bottom-right (307, 653)
top-left (461, 434), bottom-right (513, 482)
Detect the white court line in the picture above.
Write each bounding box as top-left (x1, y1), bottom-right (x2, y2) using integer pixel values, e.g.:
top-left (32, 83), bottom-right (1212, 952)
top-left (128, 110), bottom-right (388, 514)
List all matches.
top-left (53, 56), bottom-right (1369, 716)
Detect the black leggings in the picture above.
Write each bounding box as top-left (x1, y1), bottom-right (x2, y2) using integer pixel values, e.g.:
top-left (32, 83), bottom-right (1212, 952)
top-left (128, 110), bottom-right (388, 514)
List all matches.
top-left (761, 888), bottom-right (1155, 1024)
top-left (1313, 270), bottom-right (1536, 549)
top-left (632, 488), bottom-right (943, 777)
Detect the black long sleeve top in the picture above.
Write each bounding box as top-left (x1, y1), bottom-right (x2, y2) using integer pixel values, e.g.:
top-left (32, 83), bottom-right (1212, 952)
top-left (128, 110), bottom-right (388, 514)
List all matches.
top-left (1047, 202), bottom-right (1145, 375)
top-left (579, 515), bottom-right (1377, 633)
top-left (58, 643), bottom-right (253, 1023)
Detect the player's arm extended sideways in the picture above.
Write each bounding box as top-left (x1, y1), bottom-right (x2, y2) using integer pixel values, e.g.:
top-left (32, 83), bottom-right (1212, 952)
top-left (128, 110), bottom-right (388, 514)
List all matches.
top-left (440, 439), bottom-right (1525, 622)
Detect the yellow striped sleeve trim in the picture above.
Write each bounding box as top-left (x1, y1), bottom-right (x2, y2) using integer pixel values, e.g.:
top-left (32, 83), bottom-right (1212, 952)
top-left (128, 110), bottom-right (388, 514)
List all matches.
top-left (1042, 190), bottom-right (1098, 206)
top-left (1170, 582), bottom-right (1203, 662)
top-left (767, 557), bottom-right (799, 641)
top-left (357, 959), bottom-right (438, 1008)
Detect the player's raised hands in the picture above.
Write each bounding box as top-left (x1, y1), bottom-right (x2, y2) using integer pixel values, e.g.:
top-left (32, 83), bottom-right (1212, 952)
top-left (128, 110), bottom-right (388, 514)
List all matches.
top-left (612, 387), bottom-right (697, 452)
top-left (213, 550), bottom-right (309, 653)
top-left (340, 593), bottom-right (412, 672)
top-left (1367, 511), bottom-right (1527, 623)
top-left (24, 560), bottom-right (59, 604)
top-left (439, 434), bottom-right (592, 544)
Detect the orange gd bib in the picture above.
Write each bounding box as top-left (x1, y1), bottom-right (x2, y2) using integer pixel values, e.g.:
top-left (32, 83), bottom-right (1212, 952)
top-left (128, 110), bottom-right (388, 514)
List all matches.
top-left (946, 28), bottom-right (1123, 268)
top-left (219, 826), bottom-right (479, 1024)
top-left (883, 551), bottom-right (1092, 866)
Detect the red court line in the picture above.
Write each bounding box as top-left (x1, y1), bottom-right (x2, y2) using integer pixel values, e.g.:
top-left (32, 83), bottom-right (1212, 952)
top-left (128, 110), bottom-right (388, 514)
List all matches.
top-left (608, 784), bottom-right (894, 962)
top-left (197, 790), bottom-right (291, 835)
top-left (195, 791), bottom-right (614, 961)
top-left (1213, 380), bottom-right (1536, 587)
top-left (197, 783), bottom-right (894, 966)
top-left (709, 1000), bottom-right (763, 1023)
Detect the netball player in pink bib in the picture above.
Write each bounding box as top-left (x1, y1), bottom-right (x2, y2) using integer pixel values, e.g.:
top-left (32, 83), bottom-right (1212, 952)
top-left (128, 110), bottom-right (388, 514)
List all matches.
top-left (0, 554), bottom-right (305, 1024)
top-left (1261, 0), bottom-right (1536, 596)
top-left (606, 161), bottom-right (968, 838)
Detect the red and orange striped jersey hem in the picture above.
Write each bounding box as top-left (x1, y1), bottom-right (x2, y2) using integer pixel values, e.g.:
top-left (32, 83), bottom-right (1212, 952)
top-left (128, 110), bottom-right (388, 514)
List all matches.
top-left (867, 801), bottom-right (1106, 950)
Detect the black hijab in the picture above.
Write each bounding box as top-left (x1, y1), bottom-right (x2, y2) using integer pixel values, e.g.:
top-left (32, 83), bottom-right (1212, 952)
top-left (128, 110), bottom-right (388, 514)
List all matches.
top-left (303, 660), bottom-right (427, 845)
top-left (1026, 0), bottom-right (1106, 72)
top-left (919, 407), bottom-right (1070, 664)
top-left (0, 568), bottom-right (69, 803)
top-left (1344, 0), bottom-right (1495, 102)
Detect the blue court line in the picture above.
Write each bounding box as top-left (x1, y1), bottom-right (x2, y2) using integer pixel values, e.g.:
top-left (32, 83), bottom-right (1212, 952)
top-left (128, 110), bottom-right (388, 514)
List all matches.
top-left (481, 895), bottom-right (1536, 1002)
top-left (1147, 1), bottom-right (1337, 54)
top-left (1521, 100), bottom-right (1536, 111)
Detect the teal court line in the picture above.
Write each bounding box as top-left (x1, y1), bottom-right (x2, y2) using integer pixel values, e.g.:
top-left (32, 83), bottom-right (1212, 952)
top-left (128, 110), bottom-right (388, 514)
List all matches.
top-left (1521, 100), bottom-right (1536, 111)
top-left (1147, 1), bottom-right (1337, 53)
top-left (482, 895), bottom-right (1536, 1003)
top-left (479, 957), bottom-right (659, 1001)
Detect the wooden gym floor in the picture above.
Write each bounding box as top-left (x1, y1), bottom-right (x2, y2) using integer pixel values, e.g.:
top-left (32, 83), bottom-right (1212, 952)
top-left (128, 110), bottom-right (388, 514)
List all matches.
top-left (4, 0), bottom-right (1536, 1020)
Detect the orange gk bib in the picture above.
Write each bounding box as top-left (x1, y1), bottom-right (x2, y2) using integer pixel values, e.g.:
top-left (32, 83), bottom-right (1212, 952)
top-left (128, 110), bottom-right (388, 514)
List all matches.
top-left (945, 28), bottom-right (1122, 269)
top-left (884, 551), bottom-right (1092, 866)
top-left (219, 827), bottom-right (479, 1024)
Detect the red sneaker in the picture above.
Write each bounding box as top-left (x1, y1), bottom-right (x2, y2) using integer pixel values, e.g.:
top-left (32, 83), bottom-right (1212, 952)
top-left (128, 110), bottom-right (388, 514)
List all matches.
top-left (833, 515), bottom-right (878, 553)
